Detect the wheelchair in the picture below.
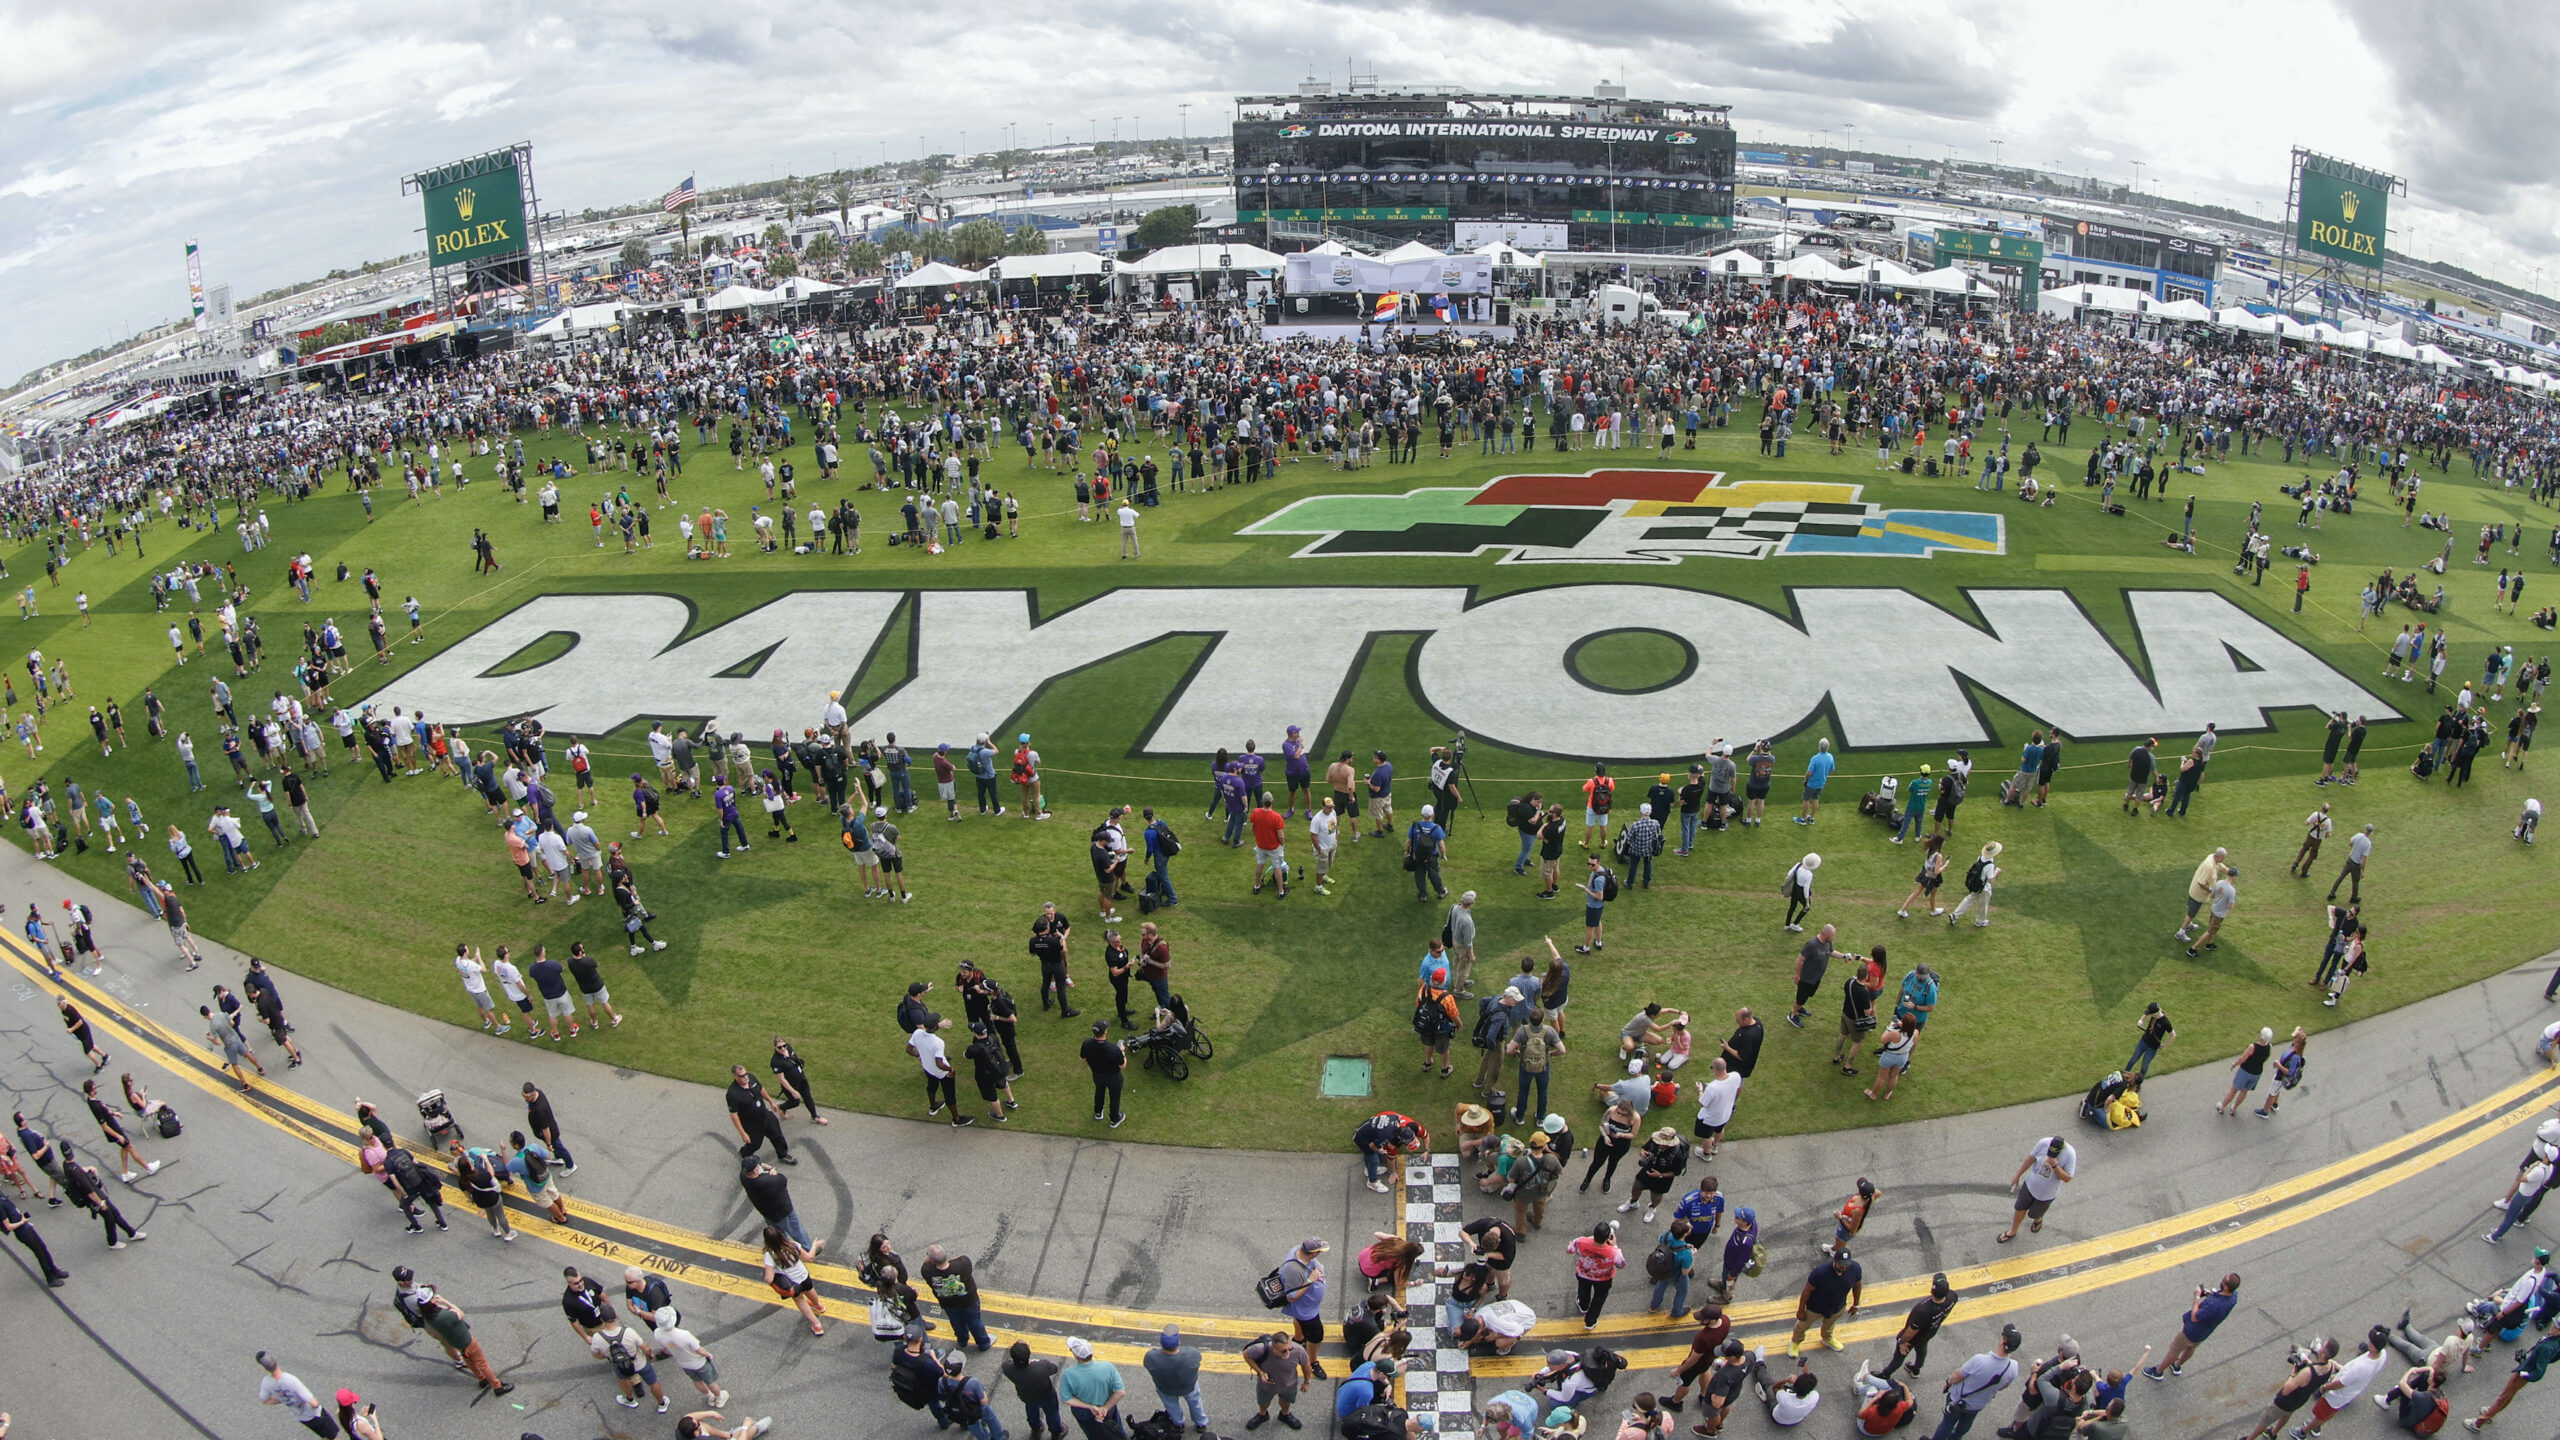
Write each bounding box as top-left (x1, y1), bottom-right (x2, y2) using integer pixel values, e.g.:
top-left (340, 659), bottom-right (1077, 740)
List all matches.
top-left (1128, 993), bottom-right (1214, 1081)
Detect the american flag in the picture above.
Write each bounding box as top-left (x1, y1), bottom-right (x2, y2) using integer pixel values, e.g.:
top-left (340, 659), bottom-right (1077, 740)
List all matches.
top-left (661, 176), bottom-right (696, 212)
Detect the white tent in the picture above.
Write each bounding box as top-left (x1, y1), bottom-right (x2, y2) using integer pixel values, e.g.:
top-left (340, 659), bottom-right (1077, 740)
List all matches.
top-left (1847, 257), bottom-right (1923, 288)
top-left (1907, 266), bottom-right (1986, 295)
top-left (2152, 297), bottom-right (2216, 324)
top-left (2214, 307), bottom-right (2278, 334)
top-left (1301, 239), bottom-right (1359, 256)
top-left (2372, 334), bottom-right (2422, 360)
top-left (1774, 252), bottom-right (1850, 282)
top-left (704, 284), bottom-right (777, 311)
top-left (2413, 343), bottom-right (2466, 370)
top-left (2273, 315), bottom-right (2322, 341)
top-left (1377, 240), bottom-right (1447, 263)
top-left (981, 251), bottom-right (1109, 281)
top-left (1703, 249), bottom-right (1769, 278)
top-left (2046, 285), bottom-right (2145, 315)
top-left (2314, 324), bottom-right (2371, 351)
top-left (527, 301), bottom-right (634, 337)
top-left (1470, 240), bottom-right (1540, 268)
top-left (767, 278), bottom-right (841, 302)
top-left (1126, 243), bottom-right (1286, 274)
top-left (894, 262), bottom-right (988, 289)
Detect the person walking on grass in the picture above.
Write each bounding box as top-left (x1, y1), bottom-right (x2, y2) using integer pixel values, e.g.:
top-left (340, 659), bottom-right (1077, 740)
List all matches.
top-left (1579, 854), bottom-right (1613, 953)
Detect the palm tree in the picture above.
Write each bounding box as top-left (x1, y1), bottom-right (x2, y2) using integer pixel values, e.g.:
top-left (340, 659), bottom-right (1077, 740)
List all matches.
top-left (1007, 224), bottom-right (1050, 256)
top-left (845, 238), bottom-right (883, 275)
top-left (618, 235), bottom-right (652, 272)
top-left (805, 231), bottom-right (842, 269)
top-left (829, 177), bottom-right (855, 234)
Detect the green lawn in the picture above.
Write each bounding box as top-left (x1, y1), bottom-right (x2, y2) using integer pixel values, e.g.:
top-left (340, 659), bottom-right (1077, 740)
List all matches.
top-left (11, 395), bottom-right (2557, 1151)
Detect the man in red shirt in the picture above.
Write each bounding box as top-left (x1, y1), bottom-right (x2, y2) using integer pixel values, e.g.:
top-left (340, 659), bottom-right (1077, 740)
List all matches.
top-left (1248, 792), bottom-right (1290, 899)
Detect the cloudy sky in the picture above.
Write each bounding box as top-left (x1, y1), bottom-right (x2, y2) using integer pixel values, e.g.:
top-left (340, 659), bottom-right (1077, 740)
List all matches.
top-left (4, 0), bottom-right (2553, 382)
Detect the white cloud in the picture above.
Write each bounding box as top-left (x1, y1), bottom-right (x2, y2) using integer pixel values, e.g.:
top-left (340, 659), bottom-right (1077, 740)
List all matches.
top-left (3, 0), bottom-right (2554, 381)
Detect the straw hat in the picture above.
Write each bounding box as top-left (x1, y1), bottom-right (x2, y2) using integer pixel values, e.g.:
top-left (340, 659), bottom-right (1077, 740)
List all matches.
top-left (1458, 1104), bottom-right (1493, 1128)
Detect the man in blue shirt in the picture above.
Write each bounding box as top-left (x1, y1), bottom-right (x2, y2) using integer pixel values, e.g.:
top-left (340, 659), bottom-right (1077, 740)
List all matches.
top-left (1797, 739), bottom-right (1837, 825)
top-left (2143, 1272), bottom-right (2240, 1378)
top-left (1366, 751), bottom-right (1395, 838)
top-left (1407, 807), bottom-right (1447, 901)
top-left (1672, 1180), bottom-right (1727, 1237)
top-left (1335, 1358), bottom-right (1395, 1418)
top-left (966, 736), bottom-right (1003, 816)
top-left (1894, 966), bottom-right (1940, 1052)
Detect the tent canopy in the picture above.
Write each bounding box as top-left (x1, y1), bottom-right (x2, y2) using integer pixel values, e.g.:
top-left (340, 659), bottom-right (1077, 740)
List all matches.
top-left (1774, 252), bottom-right (1849, 282)
top-left (1377, 240), bottom-right (1447, 262)
top-left (1470, 240), bottom-right (1540, 268)
top-left (982, 251), bottom-right (1109, 280)
top-left (1703, 249), bottom-right (1768, 277)
top-left (1908, 266), bottom-right (1987, 295)
top-left (704, 284), bottom-right (776, 311)
top-left (2151, 297), bottom-right (2215, 323)
top-left (894, 261), bottom-right (988, 289)
top-left (2413, 343), bottom-right (2465, 370)
top-left (1126, 242), bottom-right (1286, 274)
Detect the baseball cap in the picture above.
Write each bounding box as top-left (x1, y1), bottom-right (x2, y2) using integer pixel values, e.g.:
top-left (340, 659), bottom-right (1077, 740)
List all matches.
top-left (1299, 1236), bottom-right (1330, 1254)
top-left (1159, 1328), bottom-right (1181, 1349)
top-left (1066, 1337), bottom-right (1094, 1359)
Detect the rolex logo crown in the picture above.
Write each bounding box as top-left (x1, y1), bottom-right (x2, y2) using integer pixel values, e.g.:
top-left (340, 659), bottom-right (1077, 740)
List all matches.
top-left (2339, 189), bottom-right (2358, 224)
top-left (456, 187), bottom-right (476, 222)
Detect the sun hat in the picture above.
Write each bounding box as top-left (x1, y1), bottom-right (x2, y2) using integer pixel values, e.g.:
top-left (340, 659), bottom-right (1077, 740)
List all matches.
top-left (1459, 1104), bottom-right (1493, 1127)
top-left (1541, 1113), bottom-right (1567, 1135)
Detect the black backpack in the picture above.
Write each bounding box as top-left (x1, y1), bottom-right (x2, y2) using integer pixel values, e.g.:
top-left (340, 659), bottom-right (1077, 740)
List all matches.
top-left (1600, 868), bottom-right (1622, 901)
top-left (1470, 1004), bottom-right (1500, 1051)
top-left (521, 1146), bottom-right (549, 1185)
top-left (1153, 823), bottom-right (1180, 858)
top-left (1964, 859), bottom-right (1988, 894)
top-left (155, 1107), bottom-right (182, 1140)
top-left (938, 1374), bottom-right (985, 1424)
top-left (602, 1327), bottom-right (642, 1377)
top-left (1505, 795), bottom-right (1532, 828)
top-left (1342, 1404), bottom-right (1412, 1440)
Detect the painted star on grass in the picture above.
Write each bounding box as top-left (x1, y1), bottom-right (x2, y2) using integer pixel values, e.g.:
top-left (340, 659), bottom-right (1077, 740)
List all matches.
top-left (1986, 817), bottom-right (2276, 1010)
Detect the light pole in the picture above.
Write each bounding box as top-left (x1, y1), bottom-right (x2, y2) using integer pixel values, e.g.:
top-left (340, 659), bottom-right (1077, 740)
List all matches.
top-left (1179, 103), bottom-right (1189, 148)
top-left (1264, 163), bottom-right (1279, 248)
top-left (2131, 160), bottom-right (2146, 197)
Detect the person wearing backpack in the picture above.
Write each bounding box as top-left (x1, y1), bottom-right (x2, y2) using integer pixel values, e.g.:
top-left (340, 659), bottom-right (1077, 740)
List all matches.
top-left (1645, 1217), bottom-right (1699, 1320)
top-left (938, 1350), bottom-right (1004, 1440)
top-left (595, 1307), bottom-right (673, 1412)
top-left (1946, 843), bottom-right (2001, 929)
top-left (1407, 805), bottom-right (1448, 901)
top-left (1581, 763), bottom-right (1618, 851)
top-left (2253, 1029), bottom-right (2307, 1120)
top-left (1579, 855), bottom-right (1616, 954)
top-left (1414, 979), bottom-right (1461, 1078)
top-left (1507, 1006), bottom-right (1566, 1126)
top-left (1509, 790), bottom-right (1546, 874)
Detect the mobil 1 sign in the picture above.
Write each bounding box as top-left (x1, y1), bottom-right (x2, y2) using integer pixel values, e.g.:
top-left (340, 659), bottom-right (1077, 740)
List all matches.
top-left (2296, 167), bottom-right (2386, 269)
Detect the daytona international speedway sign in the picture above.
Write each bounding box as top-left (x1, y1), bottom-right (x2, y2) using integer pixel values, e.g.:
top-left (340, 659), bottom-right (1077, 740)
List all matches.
top-left (376, 585), bottom-right (2398, 762)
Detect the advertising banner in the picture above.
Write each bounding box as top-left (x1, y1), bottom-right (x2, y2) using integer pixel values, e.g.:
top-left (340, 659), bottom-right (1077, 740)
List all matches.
top-left (1454, 220), bottom-right (1566, 252)
top-left (1284, 252), bottom-right (1491, 296)
top-left (423, 160), bottom-right (531, 269)
top-left (2295, 166), bottom-right (2386, 270)
top-left (186, 241), bottom-right (206, 330)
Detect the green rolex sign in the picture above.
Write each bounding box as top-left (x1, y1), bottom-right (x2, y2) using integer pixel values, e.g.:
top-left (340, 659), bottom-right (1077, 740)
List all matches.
top-left (422, 162), bottom-right (529, 269)
top-left (2296, 168), bottom-right (2385, 270)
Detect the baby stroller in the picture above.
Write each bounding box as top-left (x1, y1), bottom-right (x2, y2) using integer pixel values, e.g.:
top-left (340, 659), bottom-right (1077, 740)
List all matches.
top-left (2079, 1072), bottom-right (2126, 1128)
top-left (1128, 993), bottom-right (1215, 1081)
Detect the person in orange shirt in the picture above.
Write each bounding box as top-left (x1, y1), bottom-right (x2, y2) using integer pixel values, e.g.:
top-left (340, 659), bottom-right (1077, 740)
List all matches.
top-left (1247, 792), bottom-right (1290, 898)
top-left (1581, 763), bottom-right (1617, 851)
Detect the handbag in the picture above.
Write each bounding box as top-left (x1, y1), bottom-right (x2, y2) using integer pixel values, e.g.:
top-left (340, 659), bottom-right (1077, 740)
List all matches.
top-left (1254, 1265), bottom-right (1292, 1309)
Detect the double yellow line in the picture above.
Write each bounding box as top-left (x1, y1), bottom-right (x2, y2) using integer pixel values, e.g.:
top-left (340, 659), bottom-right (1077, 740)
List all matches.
top-left (17, 933), bottom-right (2550, 1381)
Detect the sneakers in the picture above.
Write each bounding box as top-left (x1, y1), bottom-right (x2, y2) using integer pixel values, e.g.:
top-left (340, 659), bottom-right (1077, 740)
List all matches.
top-left (1617, 1201), bottom-right (1637, 1212)
top-left (616, 1396), bottom-right (642, 1409)
top-left (1644, 1208), bottom-right (1658, 1223)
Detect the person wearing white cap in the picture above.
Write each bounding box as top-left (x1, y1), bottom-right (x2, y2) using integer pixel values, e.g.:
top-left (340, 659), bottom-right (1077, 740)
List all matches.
top-left (2216, 1028), bottom-right (2278, 1116)
top-left (1781, 853), bottom-right (1821, 932)
top-left (1058, 1335), bottom-right (1127, 1439)
top-left (564, 810), bottom-right (603, 898)
top-left (1407, 804), bottom-right (1448, 902)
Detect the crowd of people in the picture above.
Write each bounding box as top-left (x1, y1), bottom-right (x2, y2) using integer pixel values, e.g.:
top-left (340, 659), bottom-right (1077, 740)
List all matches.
top-left (3, 284), bottom-right (2559, 1440)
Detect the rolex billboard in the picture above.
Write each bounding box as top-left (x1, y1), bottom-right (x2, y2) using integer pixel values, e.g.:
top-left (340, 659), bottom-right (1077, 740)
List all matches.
top-left (2296, 167), bottom-right (2386, 270)
top-left (422, 160), bottom-right (530, 269)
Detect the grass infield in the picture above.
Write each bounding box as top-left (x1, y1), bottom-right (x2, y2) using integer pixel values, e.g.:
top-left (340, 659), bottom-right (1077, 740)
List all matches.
top-left (10, 395), bottom-right (2555, 1151)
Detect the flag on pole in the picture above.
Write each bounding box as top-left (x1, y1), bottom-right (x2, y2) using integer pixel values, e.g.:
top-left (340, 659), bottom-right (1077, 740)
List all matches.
top-left (661, 176), bottom-right (697, 212)
top-left (1371, 292), bottom-right (1400, 324)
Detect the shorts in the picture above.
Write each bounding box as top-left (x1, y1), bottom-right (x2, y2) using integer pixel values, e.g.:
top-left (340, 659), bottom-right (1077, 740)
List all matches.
top-left (937, 781), bottom-right (957, 800)
top-left (2011, 1184), bottom-right (2055, 1219)
top-left (1314, 845), bottom-right (1336, 875)
top-left (508, 995), bottom-right (534, 1014)
top-left (1878, 1049), bottom-right (1911, 1072)
top-left (1585, 807), bottom-right (1607, 828)
top-left (515, 862), bottom-right (535, 879)
top-left (581, 985), bottom-right (611, 1005)
top-left (466, 988), bottom-right (496, 1011)
top-left (854, 848), bottom-right (879, 869)
top-left (2233, 1070), bottom-right (2260, 1092)
top-left (1255, 846), bottom-right (1284, 869)
top-left (1584, 904), bottom-right (1604, 928)
top-left (574, 770), bottom-right (593, 789)
top-left (1745, 781), bottom-right (1770, 801)
top-left (622, 1361), bottom-right (662, 1388)
top-left (976, 1076), bottom-right (1004, 1102)
top-left (266, 1017), bottom-right (292, 1046)
top-left (1801, 784), bottom-right (1826, 804)
top-left (543, 994), bottom-right (576, 1019)
top-left (880, 855), bottom-right (903, 874)
top-left (685, 1355), bottom-right (721, 1385)
top-left (1332, 791), bottom-right (1354, 818)
top-left (1693, 1119), bottom-right (1727, 1142)
top-left (2184, 896), bottom-right (2205, 919)
top-left (1793, 979), bottom-right (1821, 1009)
top-left (1839, 1014), bottom-right (1866, 1039)
top-left (1254, 1379), bottom-right (1302, 1407)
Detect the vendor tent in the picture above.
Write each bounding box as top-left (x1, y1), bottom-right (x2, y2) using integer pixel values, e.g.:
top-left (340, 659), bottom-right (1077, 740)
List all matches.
top-left (2413, 343), bottom-right (2466, 370)
top-left (980, 251), bottom-right (1109, 281)
top-left (894, 262), bottom-right (988, 289)
top-left (1702, 249), bottom-right (1769, 278)
top-left (1377, 240), bottom-right (1447, 263)
top-left (1126, 243), bottom-right (1286, 274)
top-left (1774, 252), bottom-right (1851, 283)
top-left (1907, 266), bottom-right (1988, 295)
top-left (703, 285), bottom-right (776, 311)
top-left (2151, 297), bottom-right (2216, 324)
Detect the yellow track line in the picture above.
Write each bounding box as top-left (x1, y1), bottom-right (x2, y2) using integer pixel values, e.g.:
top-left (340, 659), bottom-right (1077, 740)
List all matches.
top-left (1477, 1077), bottom-right (2557, 1375)
top-left (18, 935), bottom-right (2550, 1359)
